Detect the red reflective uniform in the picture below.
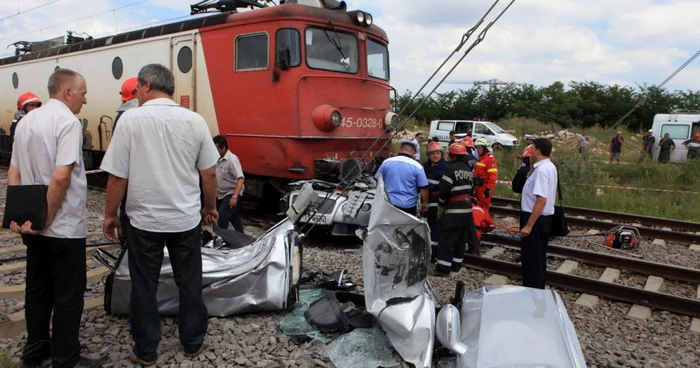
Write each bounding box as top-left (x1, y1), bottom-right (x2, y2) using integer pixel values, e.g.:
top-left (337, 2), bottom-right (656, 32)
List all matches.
top-left (473, 152), bottom-right (498, 212)
top-left (472, 204), bottom-right (496, 240)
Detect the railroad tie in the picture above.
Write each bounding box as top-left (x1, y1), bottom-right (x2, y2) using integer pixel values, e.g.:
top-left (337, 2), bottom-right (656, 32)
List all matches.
top-left (690, 285), bottom-right (700, 334)
top-left (555, 260), bottom-right (579, 274)
top-left (626, 276), bottom-right (664, 322)
top-left (482, 247), bottom-right (508, 285)
top-left (0, 267), bottom-right (109, 300)
top-left (574, 268), bottom-right (620, 308)
top-left (690, 244), bottom-right (700, 251)
top-left (0, 244), bottom-right (119, 274)
top-left (0, 296), bottom-right (104, 339)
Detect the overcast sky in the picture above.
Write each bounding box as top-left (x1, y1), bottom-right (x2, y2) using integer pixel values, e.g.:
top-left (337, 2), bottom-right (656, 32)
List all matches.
top-left (2, 0), bottom-right (699, 94)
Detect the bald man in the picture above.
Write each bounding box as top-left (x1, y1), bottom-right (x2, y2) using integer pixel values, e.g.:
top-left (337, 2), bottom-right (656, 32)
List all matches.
top-left (7, 69), bottom-right (105, 368)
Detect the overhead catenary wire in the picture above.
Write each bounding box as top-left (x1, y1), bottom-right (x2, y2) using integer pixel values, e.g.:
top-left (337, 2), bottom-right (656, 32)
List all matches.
top-left (607, 47), bottom-right (700, 132)
top-left (0, 0), bottom-right (61, 22)
top-left (0, 0), bottom-right (151, 43)
top-left (297, 0), bottom-right (516, 236)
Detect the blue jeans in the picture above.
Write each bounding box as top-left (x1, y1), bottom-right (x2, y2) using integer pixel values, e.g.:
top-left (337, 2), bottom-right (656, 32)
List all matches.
top-left (217, 194), bottom-right (244, 233)
top-left (127, 225), bottom-right (208, 361)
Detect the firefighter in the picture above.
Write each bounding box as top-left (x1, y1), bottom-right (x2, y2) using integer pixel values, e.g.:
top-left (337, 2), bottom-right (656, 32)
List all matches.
top-left (115, 77), bottom-right (139, 126)
top-left (473, 137), bottom-right (498, 212)
top-left (114, 77), bottom-right (139, 248)
top-left (423, 141), bottom-right (448, 262)
top-left (431, 142), bottom-right (480, 277)
top-left (10, 92), bottom-right (42, 147)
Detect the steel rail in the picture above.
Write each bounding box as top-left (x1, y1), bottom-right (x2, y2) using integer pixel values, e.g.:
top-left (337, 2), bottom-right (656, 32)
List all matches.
top-left (461, 254), bottom-right (700, 319)
top-left (491, 197), bottom-right (700, 232)
top-left (488, 205), bottom-right (700, 244)
top-left (481, 234), bottom-right (700, 283)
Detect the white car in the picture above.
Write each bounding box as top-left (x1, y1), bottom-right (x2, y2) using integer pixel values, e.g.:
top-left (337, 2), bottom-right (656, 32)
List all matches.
top-left (428, 119), bottom-right (519, 150)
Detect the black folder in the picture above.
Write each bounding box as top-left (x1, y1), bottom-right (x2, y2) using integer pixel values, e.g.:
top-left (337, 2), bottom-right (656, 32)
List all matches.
top-left (2, 185), bottom-right (49, 231)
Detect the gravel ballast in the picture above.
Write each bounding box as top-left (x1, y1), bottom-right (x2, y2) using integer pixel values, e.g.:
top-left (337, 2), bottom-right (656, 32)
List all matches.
top-left (0, 175), bottom-right (698, 367)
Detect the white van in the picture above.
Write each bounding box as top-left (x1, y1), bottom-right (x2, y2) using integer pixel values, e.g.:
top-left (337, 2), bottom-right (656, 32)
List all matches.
top-left (428, 120), bottom-right (519, 150)
top-left (650, 112), bottom-right (700, 163)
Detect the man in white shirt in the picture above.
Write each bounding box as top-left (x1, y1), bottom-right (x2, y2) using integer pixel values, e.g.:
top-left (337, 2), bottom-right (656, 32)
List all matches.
top-left (7, 69), bottom-right (106, 368)
top-left (519, 138), bottom-right (558, 289)
top-left (212, 135), bottom-right (245, 233)
top-left (100, 64), bottom-right (220, 365)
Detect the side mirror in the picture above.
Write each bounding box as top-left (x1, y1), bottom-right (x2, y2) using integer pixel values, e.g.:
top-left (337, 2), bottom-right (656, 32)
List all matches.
top-left (435, 304), bottom-right (467, 355)
top-left (276, 48), bottom-right (291, 71)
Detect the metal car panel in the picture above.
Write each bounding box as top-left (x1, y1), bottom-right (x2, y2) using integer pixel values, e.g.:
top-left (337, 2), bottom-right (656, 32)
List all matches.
top-left (107, 218), bottom-right (299, 317)
top-left (361, 175), bottom-right (436, 368)
top-left (457, 285), bottom-right (587, 368)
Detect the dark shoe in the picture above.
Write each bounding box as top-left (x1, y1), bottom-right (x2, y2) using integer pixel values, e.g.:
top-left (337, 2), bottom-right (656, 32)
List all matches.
top-left (73, 355), bottom-right (108, 368)
top-left (184, 339), bottom-right (208, 358)
top-left (451, 263), bottom-right (462, 273)
top-left (129, 352), bottom-right (156, 367)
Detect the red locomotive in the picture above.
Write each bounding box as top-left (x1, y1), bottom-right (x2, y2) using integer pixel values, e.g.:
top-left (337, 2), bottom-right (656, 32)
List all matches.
top-left (0, 0), bottom-right (397, 199)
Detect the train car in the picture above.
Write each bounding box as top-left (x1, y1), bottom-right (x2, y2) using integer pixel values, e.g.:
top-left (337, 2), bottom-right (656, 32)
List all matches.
top-left (0, 0), bottom-right (398, 200)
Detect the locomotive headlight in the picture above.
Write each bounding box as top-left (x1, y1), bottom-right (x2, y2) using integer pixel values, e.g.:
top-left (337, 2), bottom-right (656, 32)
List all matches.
top-left (349, 10), bottom-right (372, 27)
top-left (312, 104), bottom-right (342, 132)
top-left (331, 110), bottom-right (342, 127)
top-left (385, 112), bottom-right (399, 130)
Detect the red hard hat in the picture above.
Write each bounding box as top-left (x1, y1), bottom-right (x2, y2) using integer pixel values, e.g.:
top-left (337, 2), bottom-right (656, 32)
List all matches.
top-left (462, 136), bottom-right (474, 148)
top-left (448, 142), bottom-right (467, 156)
top-left (426, 142), bottom-right (443, 153)
top-left (695, 132), bottom-right (700, 139)
top-left (120, 77), bottom-right (138, 102)
top-left (523, 145), bottom-right (533, 158)
top-left (17, 92), bottom-right (41, 110)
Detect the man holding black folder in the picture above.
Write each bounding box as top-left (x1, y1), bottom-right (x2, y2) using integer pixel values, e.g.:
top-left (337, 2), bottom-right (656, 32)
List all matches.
top-left (6, 69), bottom-right (105, 367)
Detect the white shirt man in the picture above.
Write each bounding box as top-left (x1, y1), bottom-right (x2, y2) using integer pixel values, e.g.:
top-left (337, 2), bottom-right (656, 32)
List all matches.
top-left (519, 138), bottom-right (558, 290)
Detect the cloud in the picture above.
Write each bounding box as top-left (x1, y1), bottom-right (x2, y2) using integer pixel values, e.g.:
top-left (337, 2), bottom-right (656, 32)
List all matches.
top-left (1, 0), bottom-right (699, 95)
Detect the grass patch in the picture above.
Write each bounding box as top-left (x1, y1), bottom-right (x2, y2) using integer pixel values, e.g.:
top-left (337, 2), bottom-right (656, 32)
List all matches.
top-left (390, 117), bottom-right (700, 222)
top-left (0, 351), bottom-right (14, 368)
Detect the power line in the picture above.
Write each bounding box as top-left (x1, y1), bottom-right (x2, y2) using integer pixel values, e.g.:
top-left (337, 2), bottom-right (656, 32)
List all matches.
top-left (0, 0), bottom-right (151, 43)
top-left (608, 47), bottom-right (700, 131)
top-left (0, 0), bottom-right (61, 22)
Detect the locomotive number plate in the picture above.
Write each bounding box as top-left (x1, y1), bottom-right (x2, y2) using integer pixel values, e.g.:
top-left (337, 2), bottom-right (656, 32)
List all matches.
top-left (341, 117), bottom-right (384, 128)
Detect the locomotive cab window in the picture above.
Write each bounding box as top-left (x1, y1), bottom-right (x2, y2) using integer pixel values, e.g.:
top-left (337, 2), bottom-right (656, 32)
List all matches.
top-left (235, 32), bottom-right (269, 71)
top-left (305, 27), bottom-right (358, 74)
top-left (276, 29), bottom-right (301, 68)
top-left (367, 39), bottom-right (389, 80)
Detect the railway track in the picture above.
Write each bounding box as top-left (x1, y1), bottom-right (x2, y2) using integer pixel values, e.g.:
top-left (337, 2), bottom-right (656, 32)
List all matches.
top-left (471, 234), bottom-right (700, 327)
top-left (489, 197), bottom-right (700, 244)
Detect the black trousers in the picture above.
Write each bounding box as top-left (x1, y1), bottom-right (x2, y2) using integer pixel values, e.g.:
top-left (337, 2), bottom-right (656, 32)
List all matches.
top-left (216, 194), bottom-right (244, 233)
top-left (427, 216), bottom-right (442, 262)
top-left (395, 205), bottom-right (417, 216)
top-left (435, 214), bottom-right (480, 273)
top-left (127, 226), bottom-right (208, 361)
top-left (21, 235), bottom-right (86, 368)
top-left (519, 212), bottom-right (552, 289)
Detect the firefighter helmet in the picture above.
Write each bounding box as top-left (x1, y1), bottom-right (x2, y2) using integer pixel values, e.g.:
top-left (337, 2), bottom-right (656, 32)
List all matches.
top-left (695, 132), bottom-right (700, 139)
top-left (474, 137), bottom-right (489, 147)
top-left (426, 141), bottom-right (443, 153)
top-left (120, 77), bottom-right (139, 102)
top-left (448, 143), bottom-right (467, 156)
top-left (462, 136), bottom-right (474, 148)
top-left (17, 92), bottom-right (41, 110)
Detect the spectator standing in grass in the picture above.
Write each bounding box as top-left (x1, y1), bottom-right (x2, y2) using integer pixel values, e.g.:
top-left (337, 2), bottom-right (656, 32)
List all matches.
top-left (609, 131), bottom-right (624, 164)
top-left (683, 132), bottom-right (700, 160)
top-left (577, 130), bottom-right (589, 154)
top-left (640, 129), bottom-right (655, 162)
top-left (657, 133), bottom-right (675, 164)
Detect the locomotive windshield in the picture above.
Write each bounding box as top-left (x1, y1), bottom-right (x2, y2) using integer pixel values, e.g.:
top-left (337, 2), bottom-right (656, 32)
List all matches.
top-left (305, 27), bottom-right (358, 74)
top-left (367, 39), bottom-right (389, 80)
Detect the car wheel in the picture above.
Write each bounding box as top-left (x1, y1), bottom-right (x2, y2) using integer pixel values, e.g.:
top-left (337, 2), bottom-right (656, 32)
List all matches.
top-left (492, 143), bottom-right (503, 152)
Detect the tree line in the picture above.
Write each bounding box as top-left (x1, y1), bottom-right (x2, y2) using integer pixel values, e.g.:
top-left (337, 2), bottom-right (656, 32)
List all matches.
top-left (394, 81), bottom-right (700, 131)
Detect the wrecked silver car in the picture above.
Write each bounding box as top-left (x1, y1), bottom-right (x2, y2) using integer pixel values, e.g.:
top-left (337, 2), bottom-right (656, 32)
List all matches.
top-left (436, 284), bottom-right (588, 367)
top-left (96, 218), bottom-right (303, 317)
top-left (357, 175), bottom-right (437, 368)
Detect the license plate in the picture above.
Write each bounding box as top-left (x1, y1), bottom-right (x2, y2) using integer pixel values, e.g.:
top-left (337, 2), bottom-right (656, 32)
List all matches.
top-left (300, 214), bottom-right (326, 224)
